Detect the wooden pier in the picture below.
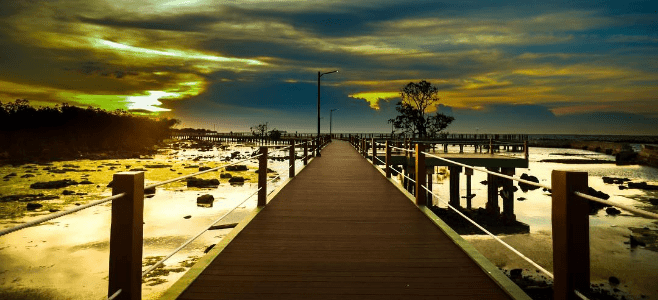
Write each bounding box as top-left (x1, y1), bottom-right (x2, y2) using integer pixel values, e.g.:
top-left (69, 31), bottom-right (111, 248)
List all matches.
top-left (162, 140), bottom-right (528, 300)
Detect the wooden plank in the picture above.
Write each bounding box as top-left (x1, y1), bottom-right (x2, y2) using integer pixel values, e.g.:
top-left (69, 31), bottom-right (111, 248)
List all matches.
top-left (176, 141), bottom-right (517, 300)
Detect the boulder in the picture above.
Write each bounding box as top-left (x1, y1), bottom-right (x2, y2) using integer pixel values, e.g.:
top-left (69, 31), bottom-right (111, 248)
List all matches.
top-left (510, 268), bottom-right (522, 279)
top-left (605, 207), bottom-right (621, 215)
top-left (26, 203), bottom-right (43, 210)
top-left (609, 276), bottom-right (620, 285)
top-left (225, 165), bottom-right (248, 171)
top-left (186, 177), bottom-right (220, 188)
top-left (518, 173), bottom-right (540, 192)
top-left (228, 177), bottom-right (245, 184)
top-left (197, 194), bottom-right (214, 207)
top-left (30, 179), bottom-right (78, 189)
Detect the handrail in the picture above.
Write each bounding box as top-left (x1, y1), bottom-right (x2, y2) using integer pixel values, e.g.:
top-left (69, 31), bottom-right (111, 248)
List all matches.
top-left (0, 193), bottom-right (126, 237)
top-left (107, 289), bottom-right (122, 300)
top-left (142, 187), bottom-right (261, 277)
top-left (574, 191), bottom-right (658, 219)
top-left (420, 185), bottom-right (554, 279)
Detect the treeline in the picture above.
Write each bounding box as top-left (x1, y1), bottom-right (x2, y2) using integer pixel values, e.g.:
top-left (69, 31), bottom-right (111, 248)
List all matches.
top-left (0, 99), bottom-right (179, 158)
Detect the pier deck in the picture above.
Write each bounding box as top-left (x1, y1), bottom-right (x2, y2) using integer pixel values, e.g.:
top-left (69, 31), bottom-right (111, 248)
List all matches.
top-left (167, 140), bottom-right (523, 300)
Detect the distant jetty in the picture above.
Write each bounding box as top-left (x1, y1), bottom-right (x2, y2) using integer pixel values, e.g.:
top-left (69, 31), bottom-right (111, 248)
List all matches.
top-left (529, 137), bottom-right (658, 167)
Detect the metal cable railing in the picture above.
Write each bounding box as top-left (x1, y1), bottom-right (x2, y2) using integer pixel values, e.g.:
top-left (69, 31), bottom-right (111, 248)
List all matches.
top-left (420, 184), bottom-right (554, 279)
top-left (141, 187), bottom-right (261, 277)
top-left (0, 193), bottom-right (126, 237)
top-left (574, 191), bottom-right (658, 219)
top-left (390, 145), bottom-right (416, 153)
top-left (107, 289), bottom-right (122, 300)
top-left (388, 165), bottom-right (416, 184)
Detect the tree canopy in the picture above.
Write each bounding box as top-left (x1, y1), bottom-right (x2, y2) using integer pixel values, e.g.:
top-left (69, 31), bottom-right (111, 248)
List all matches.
top-left (388, 80), bottom-right (454, 138)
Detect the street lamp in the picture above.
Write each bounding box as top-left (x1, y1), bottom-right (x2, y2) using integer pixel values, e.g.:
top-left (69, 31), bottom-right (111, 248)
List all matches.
top-left (317, 70), bottom-right (338, 157)
top-left (330, 108), bottom-right (338, 138)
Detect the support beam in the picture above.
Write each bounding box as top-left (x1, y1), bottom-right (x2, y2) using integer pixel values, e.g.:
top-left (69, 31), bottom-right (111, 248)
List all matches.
top-left (501, 167), bottom-right (516, 222)
top-left (486, 167), bottom-right (500, 214)
top-left (415, 143), bottom-right (426, 206)
top-left (465, 167), bottom-right (473, 210)
top-left (449, 166), bottom-right (462, 208)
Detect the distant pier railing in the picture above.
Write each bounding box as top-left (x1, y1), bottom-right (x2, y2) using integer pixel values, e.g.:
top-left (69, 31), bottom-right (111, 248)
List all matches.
top-left (350, 136), bottom-right (658, 300)
top-left (0, 136), bottom-right (331, 300)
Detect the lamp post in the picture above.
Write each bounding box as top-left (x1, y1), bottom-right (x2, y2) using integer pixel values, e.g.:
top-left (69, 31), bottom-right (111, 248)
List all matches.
top-left (317, 70), bottom-right (338, 157)
top-left (330, 109), bottom-right (338, 138)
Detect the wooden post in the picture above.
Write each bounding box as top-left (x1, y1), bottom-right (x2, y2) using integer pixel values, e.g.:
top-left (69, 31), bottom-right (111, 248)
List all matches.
top-left (552, 171), bottom-right (589, 300)
top-left (415, 143), bottom-right (426, 206)
top-left (426, 167), bottom-right (434, 205)
top-left (303, 141), bottom-right (308, 165)
top-left (258, 147), bottom-right (268, 206)
top-left (501, 167), bottom-right (516, 222)
top-left (486, 167), bottom-right (500, 214)
top-left (465, 167), bottom-right (473, 209)
top-left (524, 140), bottom-right (529, 160)
top-left (489, 138), bottom-right (493, 154)
top-left (289, 141), bottom-right (295, 178)
top-left (371, 138), bottom-right (377, 164)
top-left (449, 166), bottom-right (462, 208)
top-left (385, 140), bottom-right (392, 178)
top-left (109, 172), bottom-right (144, 300)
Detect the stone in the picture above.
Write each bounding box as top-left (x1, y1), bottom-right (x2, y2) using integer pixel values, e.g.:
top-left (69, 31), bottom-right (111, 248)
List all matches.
top-left (145, 186), bottom-right (156, 195)
top-left (79, 180), bottom-right (93, 185)
top-left (609, 276), bottom-right (620, 285)
top-left (649, 199), bottom-right (658, 206)
top-left (62, 190), bottom-right (75, 195)
top-left (204, 244), bottom-right (216, 253)
top-left (510, 268), bottom-right (522, 279)
top-left (3, 173), bottom-right (17, 179)
top-left (183, 215), bottom-right (191, 219)
top-left (26, 203), bottom-right (43, 210)
top-left (186, 177), bottom-right (220, 188)
top-left (630, 235), bottom-right (646, 247)
top-left (228, 177), bottom-right (245, 184)
top-left (197, 194), bottom-right (214, 207)
top-left (518, 173), bottom-right (540, 192)
top-left (20, 174), bottom-right (35, 178)
top-left (606, 207), bottom-right (621, 215)
top-left (225, 165), bottom-right (248, 171)
top-left (220, 173), bottom-right (232, 179)
top-left (199, 166), bottom-right (212, 171)
top-left (30, 179), bottom-right (78, 189)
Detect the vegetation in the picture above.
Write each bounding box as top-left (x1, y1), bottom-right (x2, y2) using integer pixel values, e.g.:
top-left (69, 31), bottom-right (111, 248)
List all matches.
top-left (388, 80), bottom-right (454, 138)
top-left (0, 99), bottom-right (179, 159)
top-left (250, 122), bottom-right (282, 141)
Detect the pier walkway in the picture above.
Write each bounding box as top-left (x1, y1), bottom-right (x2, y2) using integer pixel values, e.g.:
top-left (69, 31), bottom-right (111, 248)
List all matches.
top-left (166, 140), bottom-right (519, 299)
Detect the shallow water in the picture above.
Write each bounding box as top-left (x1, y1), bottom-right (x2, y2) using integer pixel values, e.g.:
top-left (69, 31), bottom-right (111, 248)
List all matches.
top-left (0, 142), bottom-right (300, 299)
top-left (418, 146), bottom-right (658, 299)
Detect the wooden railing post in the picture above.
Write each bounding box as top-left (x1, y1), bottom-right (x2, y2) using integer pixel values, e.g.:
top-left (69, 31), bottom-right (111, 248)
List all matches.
top-left (289, 141), bottom-right (296, 178)
top-left (385, 140), bottom-right (392, 178)
top-left (109, 172), bottom-right (144, 300)
top-left (489, 138), bottom-right (493, 154)
top-left (415, 143), bottom-right (426, 206)
top-left (303, 141), bottom-right (308, 165)
top-left (552, 171), bottom-right (589, 300)
top-left (524, 140), bottom-right (529, 160)
top-left (258, 147), bottom-right (268, 206)
top-left (371, 138), bottom-right (377, 164)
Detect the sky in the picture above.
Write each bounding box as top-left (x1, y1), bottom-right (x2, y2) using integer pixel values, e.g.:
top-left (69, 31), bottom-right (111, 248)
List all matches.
top-left (1, 0), bottom-right (657, 135)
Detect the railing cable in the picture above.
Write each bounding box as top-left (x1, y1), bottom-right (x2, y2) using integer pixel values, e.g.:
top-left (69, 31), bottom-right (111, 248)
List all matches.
top-left (141, 187), bottom-right (261, 277)
top-left (107, 289), bottom-right (122, 300)
top-left (388, 165), bottom-right (416, 184)
top-left (574, 191), bottom-right (658, 219)
top-left (574, 289), bottom-right (591, 300)
top-left (145, 154), bottom-right (262, 190)
top-left (0, 193), bottom-right (126, 237)
top-left (390, 146), bottom-right (416, 153)
top-left (421, 184), bottom-right (554, 279)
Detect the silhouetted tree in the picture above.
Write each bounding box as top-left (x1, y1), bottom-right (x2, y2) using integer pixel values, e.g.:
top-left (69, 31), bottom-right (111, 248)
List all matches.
top-left (250, 123), bottom-right (267, 138)
top-left (388, 80), bottom-right (454, 138)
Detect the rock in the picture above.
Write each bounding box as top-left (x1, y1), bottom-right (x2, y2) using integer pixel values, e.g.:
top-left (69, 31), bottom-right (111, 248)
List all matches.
top-left (62, 190), bottom-right (75, 195)
top-left (587, 187), bottom-right (611, 214)
top-left (20, 174), bottom-right (35, 178)
top-left (518, 173), bottom-right (540, 192)
top-left (30, 179), bottom-right (78, 189)
top-left (630, 235), bottom-right (646, 247)
top-left (228, 177), bottom-right (245, 184)
top-left (186, 177), bottom-right (219, 188)
top-left (26, 203), bottom-right (43, 210)
top-left (606, 207), bottom-right (621, 215)
top-left (204, 244), bottom-right (216, 253)
top-left (480, 180), bottom-right (488, 185)
top-left (609, 276), bottom-right (620, 285)
top-left (220, 173), bottom-right (232, 179)
top-left (628, 182), bottom-right (658, 190)
top-left (107, 180), bottom-right (113, 188)
top-left (618, 185), bottom-right (627, 190)
top-left (49, 209), bottom-right (60, 212)
top-left (587, 187), bottom-right (610, 200)
top-left (510, 268), bottom-right (522, 279)
top-left (79, 180), bottom-right (93, 185)
top-left (183, 215), bottom-right (191, 219)
top-left (517, 197), bottom-right (526, 201)
top-left (197, 194), bottom-right (214, 207)
top-left (3, 172), bottom-right (17, 179)
top-left (208, 223), bottom-right (238, 230)
top-left (199, 166), bottom-right (212, 171)
top-left (144, 164), bottom-right (172, 168)
top-left (144, 186), bottom-right (156, 195)
top-left (225, 165), bottom-right (248, 171)
top-left (649, 199), bottom-right (658, 205)
top-left (129, 168), bottom-right (146, 172)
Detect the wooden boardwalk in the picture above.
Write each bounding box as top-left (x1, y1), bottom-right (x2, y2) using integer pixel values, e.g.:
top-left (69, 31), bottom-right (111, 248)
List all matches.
top-left (170, 140), bottom-right (523, 300)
